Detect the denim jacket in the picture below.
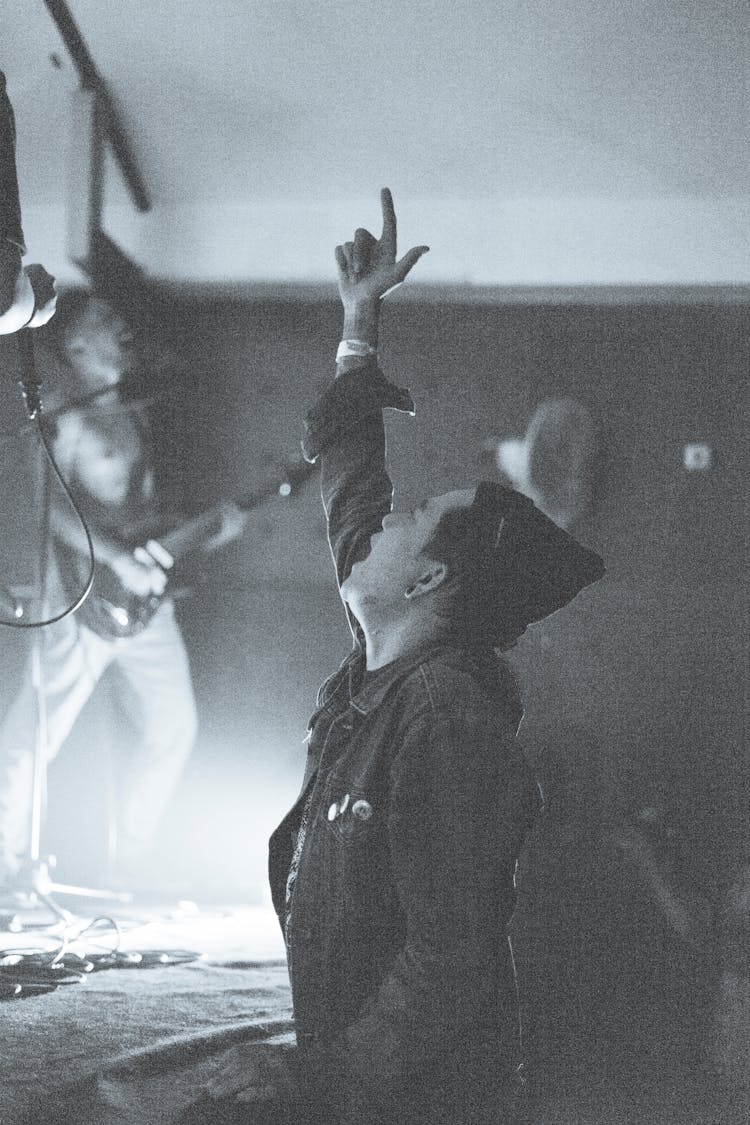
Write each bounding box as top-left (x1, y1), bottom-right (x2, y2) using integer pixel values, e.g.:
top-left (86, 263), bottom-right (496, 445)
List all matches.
top-left (268, 360), bottom-right (541, 1124)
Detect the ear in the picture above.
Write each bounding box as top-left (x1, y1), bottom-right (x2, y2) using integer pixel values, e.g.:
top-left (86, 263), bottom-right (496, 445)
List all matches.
top-left (404, 561), bottom-right (448, 600)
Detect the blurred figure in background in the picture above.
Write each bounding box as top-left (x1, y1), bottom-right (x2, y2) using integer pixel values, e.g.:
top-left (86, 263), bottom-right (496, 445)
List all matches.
top-left (713, 849), bottom-right (750, 1116)
top-left (606, 764), bottom-right (750, 1121)
top-left (491, 396), bottom-right (601, 532)
top-left (0, 293), bottom-right (247, 890)
top-left (607, 789), bottom-right (714, 1066)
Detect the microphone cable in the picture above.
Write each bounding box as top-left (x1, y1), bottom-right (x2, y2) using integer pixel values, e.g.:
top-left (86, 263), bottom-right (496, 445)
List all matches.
top-left (0, 332), bottom-right (96, 630)
top-left (0, 913), bottom-right (200, 999)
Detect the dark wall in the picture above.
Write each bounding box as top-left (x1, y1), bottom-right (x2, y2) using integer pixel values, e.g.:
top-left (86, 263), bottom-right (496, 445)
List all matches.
top-left (1, 291), bottom-right (747, 1088)
top-left (163, 290), bottom-right (747, 843)
top-left (162, 294), bottom-right (748, 586)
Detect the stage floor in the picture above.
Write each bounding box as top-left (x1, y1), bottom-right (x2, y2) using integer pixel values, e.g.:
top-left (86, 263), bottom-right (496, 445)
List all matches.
top-left (0, 894), bottom-right (743, 1125)
top-left (0, 896), bottom-right (291, 1124)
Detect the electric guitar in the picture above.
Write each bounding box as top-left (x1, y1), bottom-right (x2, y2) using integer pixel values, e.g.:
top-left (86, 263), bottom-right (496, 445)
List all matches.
top-left (59, 458), bottom-right (317, 639)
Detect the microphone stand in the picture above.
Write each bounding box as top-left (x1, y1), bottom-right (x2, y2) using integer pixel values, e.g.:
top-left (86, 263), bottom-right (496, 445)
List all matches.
top-left (1, 72), bottom-right (128, 923)
top-left (8, 339), bottom-right (131, 925)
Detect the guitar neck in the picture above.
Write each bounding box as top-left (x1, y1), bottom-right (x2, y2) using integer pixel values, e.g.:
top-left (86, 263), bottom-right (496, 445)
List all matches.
top-left (150, 459), bottom-right (316, 566)
top-left (157, 506), bottom-right (223, 562)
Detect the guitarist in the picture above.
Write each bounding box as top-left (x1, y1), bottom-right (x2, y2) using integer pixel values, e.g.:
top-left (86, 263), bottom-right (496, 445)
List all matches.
top-left (0, 292), bottom-right (247, 889)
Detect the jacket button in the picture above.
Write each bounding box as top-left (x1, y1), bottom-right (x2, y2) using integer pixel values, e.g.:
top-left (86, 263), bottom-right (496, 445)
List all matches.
top-left (327, 802), bottom-right (339, 821)
top-left (351, 799), bottom-right (373, 821)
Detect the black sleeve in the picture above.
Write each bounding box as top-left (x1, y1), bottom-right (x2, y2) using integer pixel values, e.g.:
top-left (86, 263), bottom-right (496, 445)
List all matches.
top-left (0, 70), bottom-right (25, 252)
top-left (302, 359), bottom-right (414, 600)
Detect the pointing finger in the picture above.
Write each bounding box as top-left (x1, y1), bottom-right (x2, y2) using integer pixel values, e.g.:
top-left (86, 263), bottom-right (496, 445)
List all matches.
top-left (380, 187), bottom-right (397, 254)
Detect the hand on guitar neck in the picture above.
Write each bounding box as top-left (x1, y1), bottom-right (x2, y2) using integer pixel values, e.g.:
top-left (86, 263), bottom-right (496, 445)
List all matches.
top-left (58, 458), bottom-right (317, 638)
top-left (201, 499), bottom-right (250, 553)
top-left (85, 495), bottom-right (245, 621)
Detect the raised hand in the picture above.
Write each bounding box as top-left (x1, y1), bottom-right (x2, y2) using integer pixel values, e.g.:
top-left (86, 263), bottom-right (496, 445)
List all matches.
top-left (335, 188), bottom-right (429, 308)
top-left (203, 499), bottom-right (249, 552)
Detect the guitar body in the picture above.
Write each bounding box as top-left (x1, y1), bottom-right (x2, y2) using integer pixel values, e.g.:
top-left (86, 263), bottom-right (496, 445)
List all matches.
top-left (58, 458), bottom-right (316, 640)
top-left (54, 525), bottom-right (176, 639)
top-left (74, 565), bottom-right (163, 639)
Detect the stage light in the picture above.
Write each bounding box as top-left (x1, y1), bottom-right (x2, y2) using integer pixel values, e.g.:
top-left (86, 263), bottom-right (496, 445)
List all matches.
top-left (682, 443), bottom-right (712, 472)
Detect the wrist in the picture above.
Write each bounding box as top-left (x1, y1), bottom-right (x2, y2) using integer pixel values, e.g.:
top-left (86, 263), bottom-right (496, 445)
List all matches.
top-left (336, 338), bottom-right (377, 363)
top-left (341, 299), bottom-right (380, 348)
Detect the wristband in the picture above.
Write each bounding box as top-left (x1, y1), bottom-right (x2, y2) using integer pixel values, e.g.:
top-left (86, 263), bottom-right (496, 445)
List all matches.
top-left (19, 297), bottom-right (37, 329)
top-left (17, 263), bottom-right (37, 327)
top-left (336, 339), bottom-right (377, 362)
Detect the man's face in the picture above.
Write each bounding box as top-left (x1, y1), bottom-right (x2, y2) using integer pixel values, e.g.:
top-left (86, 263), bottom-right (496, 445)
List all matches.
top-left (64, 299), bottom-right (135, 388)
top-left (341, 488), bottom-right (476, 610)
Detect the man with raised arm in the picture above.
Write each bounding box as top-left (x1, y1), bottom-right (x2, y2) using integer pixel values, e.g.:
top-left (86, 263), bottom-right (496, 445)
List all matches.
top-left (211, 189), bottom-right (604, 1124)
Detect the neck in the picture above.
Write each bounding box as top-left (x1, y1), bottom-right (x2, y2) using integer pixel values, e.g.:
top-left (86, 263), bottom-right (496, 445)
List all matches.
top-left (354, 606), bottom-right (441, 671)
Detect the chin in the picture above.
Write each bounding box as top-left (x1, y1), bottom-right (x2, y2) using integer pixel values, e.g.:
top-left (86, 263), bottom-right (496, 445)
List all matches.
top-left (341, 568), bottom-right (377, 612)
top-left (340, 572), bottom-right (357, 602)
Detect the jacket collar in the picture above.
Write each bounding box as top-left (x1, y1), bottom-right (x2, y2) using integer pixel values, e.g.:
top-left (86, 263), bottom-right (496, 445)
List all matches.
top-left (347, 637), bottom-right (515, 717)
top-left (347, 642), bottom-right (431, 716)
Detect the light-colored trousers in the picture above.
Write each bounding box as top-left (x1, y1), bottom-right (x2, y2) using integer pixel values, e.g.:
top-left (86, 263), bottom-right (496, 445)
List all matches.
top-left (0, 598), bottom-right (197, 874)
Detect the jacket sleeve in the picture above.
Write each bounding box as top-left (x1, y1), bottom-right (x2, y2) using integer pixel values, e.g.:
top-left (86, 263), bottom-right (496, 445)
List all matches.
top-left (0, 70), bottom-right (25, 253)
top-left (337, 704), bottom-right (541, 1119)
top-left (302, 359), bottom-right (414, 599)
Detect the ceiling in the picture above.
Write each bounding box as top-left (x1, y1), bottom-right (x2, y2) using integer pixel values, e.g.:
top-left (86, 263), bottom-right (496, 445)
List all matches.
top-left (4, 0), bottom-right (749, 285)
